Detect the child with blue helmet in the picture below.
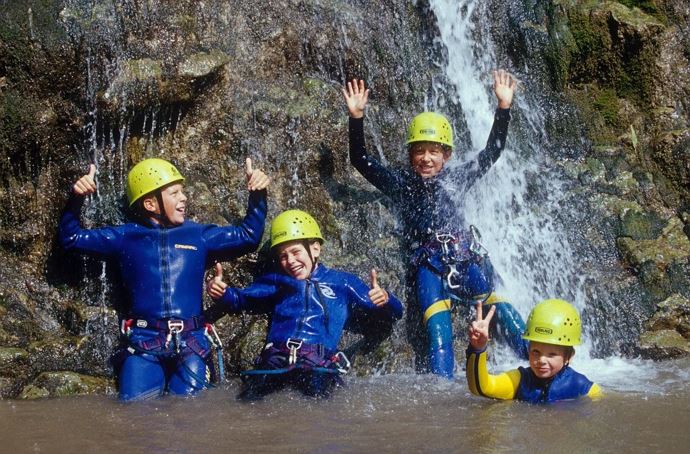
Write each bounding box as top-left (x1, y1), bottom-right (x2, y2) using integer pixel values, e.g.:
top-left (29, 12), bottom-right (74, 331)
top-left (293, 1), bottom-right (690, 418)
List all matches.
top-left (59, 158), bottom-right (270, 400)
top-left (466, 299), bottom-right (602, 402)
top-left (206, 209), bottom-right (403, 400)
top-left (342, 71), bottom-right (528, 378)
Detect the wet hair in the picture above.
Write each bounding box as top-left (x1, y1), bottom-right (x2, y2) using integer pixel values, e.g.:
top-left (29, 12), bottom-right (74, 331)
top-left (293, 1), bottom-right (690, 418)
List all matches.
top-left (563, 346), bottom-right (575, 362)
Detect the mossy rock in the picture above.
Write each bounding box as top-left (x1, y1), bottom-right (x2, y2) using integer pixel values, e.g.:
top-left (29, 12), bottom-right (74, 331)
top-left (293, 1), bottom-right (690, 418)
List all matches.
top-left (0, 347), bottom-right (28, 376)
top-left (19, 371), bottom-right (113, 399)
top-left (637, 329), bottom-right (690, 360)
top-left (619, 209), bottom-right (666, 240)
top-left (617, 217), bottom-right (690, 268)
top-left (178, 50), bottom-right (230, 78)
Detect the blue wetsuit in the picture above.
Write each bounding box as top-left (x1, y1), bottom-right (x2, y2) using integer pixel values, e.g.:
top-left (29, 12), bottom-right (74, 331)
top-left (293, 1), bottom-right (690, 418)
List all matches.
top-left (466, 347), bottom-right (602, 402)
top-left (59, 190), bottom-right (267, 400)
top-left (217, 263), bottom-right (403, 399)
top-left (349, 111), bottom-right (527, 378)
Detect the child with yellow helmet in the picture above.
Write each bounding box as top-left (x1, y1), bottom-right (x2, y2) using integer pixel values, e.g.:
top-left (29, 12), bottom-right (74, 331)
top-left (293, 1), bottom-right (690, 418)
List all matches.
top-left (206, 209), bottom-right (403, 400)
top-left (59, 157), bottom-right (270, 400)
top-left (466, 299), bottom-right (602, 402)
top-left (342, 71), bottom-right (528, 378)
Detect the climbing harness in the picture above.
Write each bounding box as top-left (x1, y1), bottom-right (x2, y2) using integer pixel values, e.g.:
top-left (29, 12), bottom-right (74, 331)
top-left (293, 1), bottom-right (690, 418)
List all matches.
top-left (241, 339), bottom-right (351, 377)
top-left (119, 316), bottom-right (225, 387)
top-left (434, 226), bottom-right (487, 290)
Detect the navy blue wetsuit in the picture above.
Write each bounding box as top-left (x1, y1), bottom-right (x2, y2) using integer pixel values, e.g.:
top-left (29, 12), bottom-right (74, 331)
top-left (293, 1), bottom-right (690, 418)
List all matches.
top-left (217, 263), bottom-right (403, 398)
top-left (59, 190), bottom-right (267, 400)
top-left (349, 111), bottom-right (527, 377)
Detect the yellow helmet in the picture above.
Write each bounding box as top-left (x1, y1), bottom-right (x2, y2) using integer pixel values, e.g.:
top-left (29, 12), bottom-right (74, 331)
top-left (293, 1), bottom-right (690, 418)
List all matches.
top-left (126, 158), bottom-right (185, 206)
top-left (522, 299), bottom-right (582, 346)
top-left (406, 112), bottom-right (453, 148)
top-left (270, 210), bottom-right (324, 248)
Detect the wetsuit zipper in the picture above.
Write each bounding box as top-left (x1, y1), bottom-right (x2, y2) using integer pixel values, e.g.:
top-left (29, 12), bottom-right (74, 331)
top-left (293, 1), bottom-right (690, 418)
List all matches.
top-left (160, 228), bottom-right (171, 318)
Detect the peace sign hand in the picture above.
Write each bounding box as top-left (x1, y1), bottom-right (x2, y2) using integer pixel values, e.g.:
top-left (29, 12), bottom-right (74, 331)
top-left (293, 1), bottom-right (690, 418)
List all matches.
top-left (468, 302), bottom-right (496, 351)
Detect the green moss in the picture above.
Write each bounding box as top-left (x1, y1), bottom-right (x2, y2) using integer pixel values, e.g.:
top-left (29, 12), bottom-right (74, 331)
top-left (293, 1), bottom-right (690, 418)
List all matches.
top-left (615, 0), bottom-right (660, 17)
top-left (593, 88), bottom-right (621, 127)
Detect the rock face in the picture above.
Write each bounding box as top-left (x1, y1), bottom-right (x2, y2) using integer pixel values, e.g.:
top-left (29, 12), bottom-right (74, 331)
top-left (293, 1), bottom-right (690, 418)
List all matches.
top-left (0, 0), bottom-right (689, 397)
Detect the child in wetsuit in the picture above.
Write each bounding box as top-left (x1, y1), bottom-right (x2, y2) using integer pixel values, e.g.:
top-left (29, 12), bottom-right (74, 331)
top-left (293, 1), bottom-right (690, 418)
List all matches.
top-left (466, 299), bottom-right (602, 402)
top-left (59, 158), bottom-right (270, 400)
top-left (206, 209), bottom-right (403, 400)
top-left (342, 71), bottom-right (527, 378)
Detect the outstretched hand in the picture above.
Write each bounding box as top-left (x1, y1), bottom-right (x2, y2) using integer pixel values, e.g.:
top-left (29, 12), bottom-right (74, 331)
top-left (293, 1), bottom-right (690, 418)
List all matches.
top-left (367, 268), bottom-right (389, 307)
top-left (468, 302), bottom-right (496, 351)
top-left (245, 157), bottom-right (270, 192)
top-left (493, 69), bottom-right (518, 110)
top-left (207, 263), bottom-right (228, 300)
top-left (73, 164), bottom-right (97, 196)
top-left (341, 79), bottom-right (369, 119)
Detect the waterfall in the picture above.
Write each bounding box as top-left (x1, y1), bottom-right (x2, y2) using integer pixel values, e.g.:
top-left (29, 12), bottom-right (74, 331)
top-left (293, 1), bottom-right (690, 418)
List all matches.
top-left (428, 0), bottom-right (593, 354)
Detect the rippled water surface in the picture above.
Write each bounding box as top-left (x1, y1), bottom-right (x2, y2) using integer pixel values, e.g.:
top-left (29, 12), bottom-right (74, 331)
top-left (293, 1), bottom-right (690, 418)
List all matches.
top-left (3, 357), bottom-right (690, 453)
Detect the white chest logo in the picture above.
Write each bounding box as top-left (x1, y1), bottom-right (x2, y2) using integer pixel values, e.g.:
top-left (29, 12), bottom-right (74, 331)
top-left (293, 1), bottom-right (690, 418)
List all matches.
top-left (318, 284), bottom-right (337, 299)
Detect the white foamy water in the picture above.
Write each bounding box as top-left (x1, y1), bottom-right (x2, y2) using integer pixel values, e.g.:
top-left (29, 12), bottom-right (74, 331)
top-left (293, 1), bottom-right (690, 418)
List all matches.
top-left (427, 0), bottom-right (683, 395)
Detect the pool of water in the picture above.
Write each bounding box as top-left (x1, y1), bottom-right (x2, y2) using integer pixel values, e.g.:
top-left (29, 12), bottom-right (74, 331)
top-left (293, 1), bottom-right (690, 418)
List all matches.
top-left (2, 356), bottom-right (689, 453)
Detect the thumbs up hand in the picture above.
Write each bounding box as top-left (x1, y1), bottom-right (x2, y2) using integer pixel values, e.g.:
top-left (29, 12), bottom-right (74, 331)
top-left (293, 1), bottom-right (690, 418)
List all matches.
top-left (206, 263), bottom-right (228, 300)
top-left (73, 164), bottom-right (97, 196)
top-left (245, 157), bottom-right (271, 192)
top-left (367, 269), bottom-right (389, 307)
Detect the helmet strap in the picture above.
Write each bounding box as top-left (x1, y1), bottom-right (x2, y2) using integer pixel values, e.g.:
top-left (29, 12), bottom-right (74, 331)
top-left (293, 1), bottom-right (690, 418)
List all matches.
top-left (302, 239), bottom-right (318, 274)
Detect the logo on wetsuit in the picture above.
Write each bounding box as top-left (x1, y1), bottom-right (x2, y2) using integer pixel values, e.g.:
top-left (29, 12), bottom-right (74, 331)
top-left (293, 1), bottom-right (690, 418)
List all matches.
top-left (318, 284), bottom-right (337, 299)
top-left (174, 244), bottom-right (198, 251)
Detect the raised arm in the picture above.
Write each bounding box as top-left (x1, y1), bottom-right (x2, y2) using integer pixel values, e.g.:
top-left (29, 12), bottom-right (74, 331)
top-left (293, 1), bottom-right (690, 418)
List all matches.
top-left (346, 269), bottom-right (403, 320)
top-left (451, 70), bottom-right (517, 189)
top-left (59, 164), bottom-right (122, 255)
top-left (466, 302), bottom-right (521, 400)
top-left (203, 158), bottom-right (269, 255)
top-left (343, 79), bottom-right (404, 196)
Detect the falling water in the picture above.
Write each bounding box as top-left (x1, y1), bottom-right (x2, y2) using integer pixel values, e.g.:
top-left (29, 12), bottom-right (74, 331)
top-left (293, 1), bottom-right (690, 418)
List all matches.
top-left (429, 0), bottom-right (589, 333)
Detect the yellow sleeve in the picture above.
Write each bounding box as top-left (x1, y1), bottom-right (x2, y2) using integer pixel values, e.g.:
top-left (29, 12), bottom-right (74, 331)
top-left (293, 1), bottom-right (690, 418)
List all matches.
top-left (466, 348), bottom-right (521, 400)
top-left (587, 383), bottom-right (603, 400)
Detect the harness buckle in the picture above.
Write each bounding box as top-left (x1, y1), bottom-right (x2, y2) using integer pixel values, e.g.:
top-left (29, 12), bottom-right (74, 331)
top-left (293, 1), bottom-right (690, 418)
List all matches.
top-left (120, 318), bottom-right (134, 336)
top-left (332, 351), bottom-right (351, 374)
top-left (204, 323), bottom-right (223, 348)
top-left (286, 338), bottom-right (303, 365)
top-left (165, 320), bottom-right (185, 352)
top-left (445, 264), bottom-right (462, 289)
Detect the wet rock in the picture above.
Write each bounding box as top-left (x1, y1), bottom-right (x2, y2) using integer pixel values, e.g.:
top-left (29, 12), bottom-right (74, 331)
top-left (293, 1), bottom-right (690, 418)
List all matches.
top-left (0, 347), bottom-right (29, 377)
top-left (619, 209), bottom-right (667, 240)
top-left (617, 217), bottom-right (690, 267)
top-left (19, 371), bottom-right (113, 399)
top-left (637, 293), bottom-right (690, 359)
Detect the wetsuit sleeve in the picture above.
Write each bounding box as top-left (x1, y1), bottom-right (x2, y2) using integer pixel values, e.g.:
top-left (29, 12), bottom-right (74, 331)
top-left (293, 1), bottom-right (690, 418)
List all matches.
top-left (202, 189), bottom-right (267, 256)
top-left (587, 383), bottom-right (603, 399)
top-left (58, 193), bottom-right (123, 256)
top-left (349, 117), bottom-right (404, 197)
top-left (344, 273), bottom-right (403, 320)
top-left (219, 273), bottom-right (278, 314)
top-left (466, 346), bottom-right (521, 400)
top-left (451, 108), bottom-right (511, 190)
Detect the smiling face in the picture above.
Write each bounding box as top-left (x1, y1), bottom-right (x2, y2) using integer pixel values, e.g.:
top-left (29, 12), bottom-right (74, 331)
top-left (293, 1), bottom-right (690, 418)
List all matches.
top-left (409, 141), bottom-right (451, 179)
top-left (275, 240), bottom-right (321, 280)
top-left (528, 341), bottom-right (572, 379)
top-left (142, 182), bottom-right (187, 226)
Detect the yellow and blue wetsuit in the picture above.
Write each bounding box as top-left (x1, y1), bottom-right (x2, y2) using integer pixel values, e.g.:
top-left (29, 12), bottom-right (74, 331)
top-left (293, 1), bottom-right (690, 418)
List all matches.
top-left (466, 346), bottom-right (602, 403)
top-left (349, 110), bottom-right (528, 377)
